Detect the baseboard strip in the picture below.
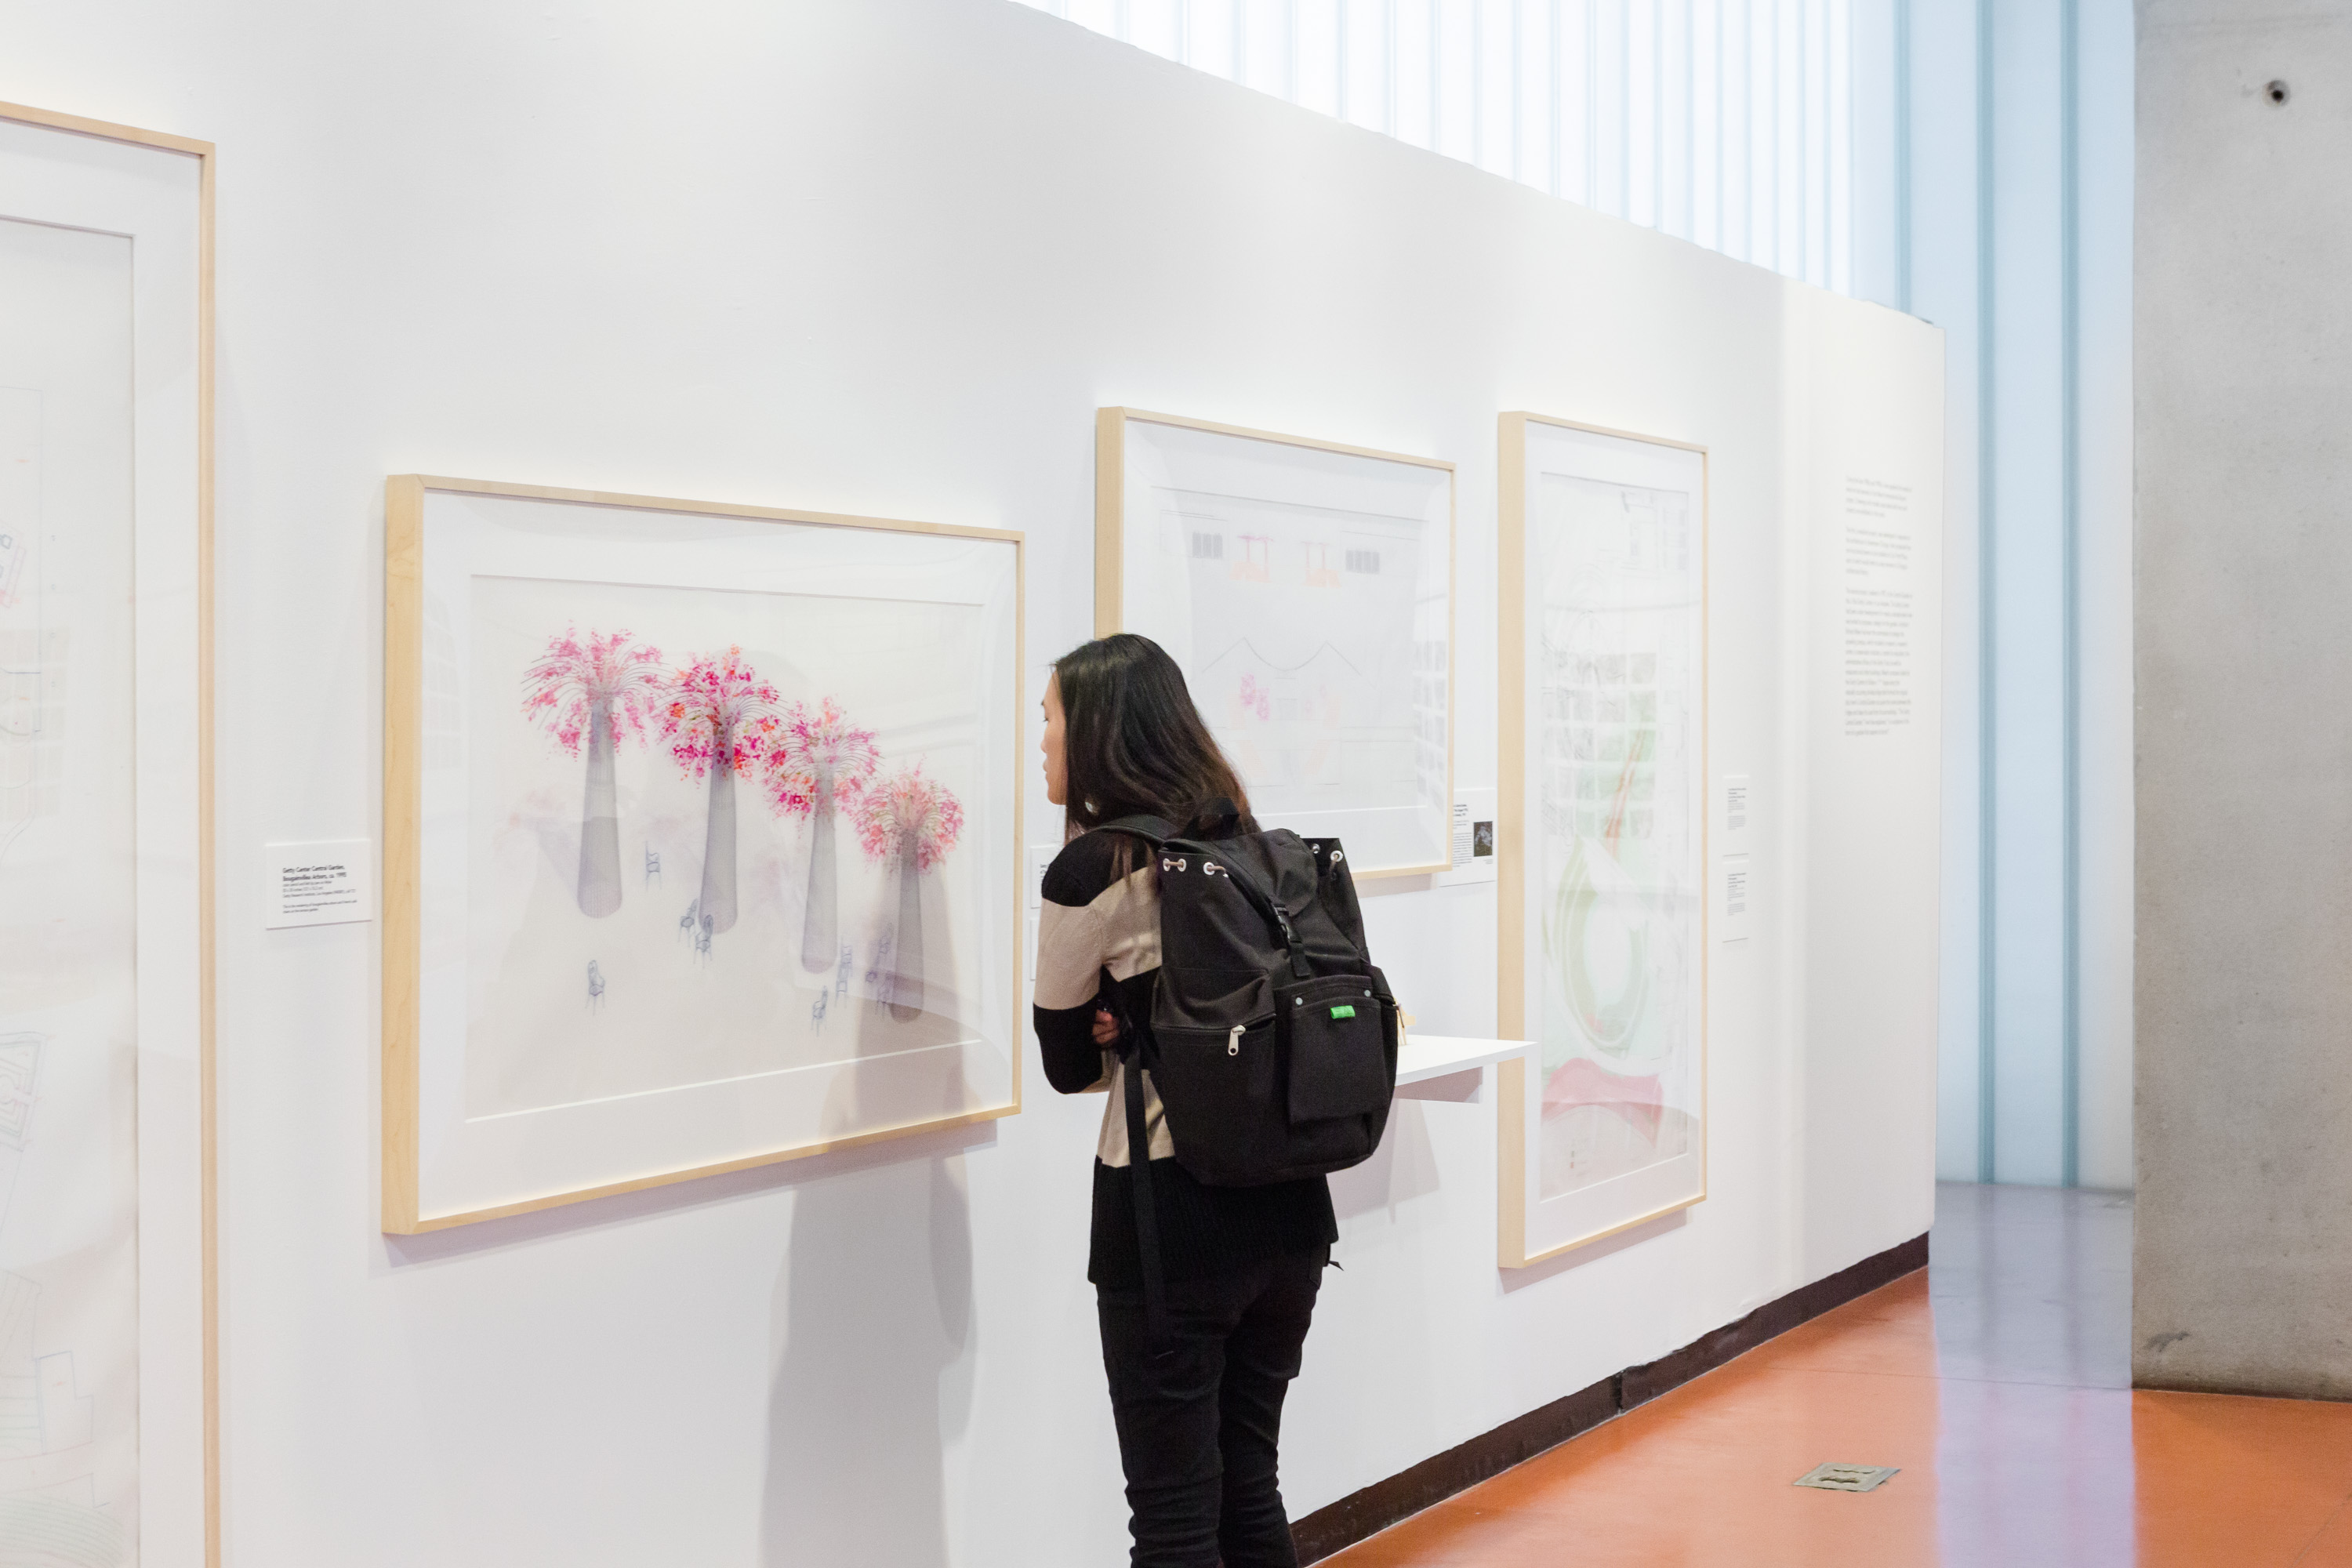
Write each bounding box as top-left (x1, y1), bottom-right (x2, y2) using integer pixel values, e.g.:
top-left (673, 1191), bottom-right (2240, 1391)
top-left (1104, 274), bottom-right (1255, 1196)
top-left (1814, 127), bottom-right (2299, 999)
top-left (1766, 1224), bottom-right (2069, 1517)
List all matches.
top-left (1290, 1231), bottom-right (1931, 1564)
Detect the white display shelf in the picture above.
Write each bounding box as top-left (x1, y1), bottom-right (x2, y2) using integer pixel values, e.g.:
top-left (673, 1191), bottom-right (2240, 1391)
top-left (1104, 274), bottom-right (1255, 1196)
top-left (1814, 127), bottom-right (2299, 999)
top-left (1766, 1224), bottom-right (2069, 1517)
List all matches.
top-left (1392, 1034), bottom-right (1530, 1101)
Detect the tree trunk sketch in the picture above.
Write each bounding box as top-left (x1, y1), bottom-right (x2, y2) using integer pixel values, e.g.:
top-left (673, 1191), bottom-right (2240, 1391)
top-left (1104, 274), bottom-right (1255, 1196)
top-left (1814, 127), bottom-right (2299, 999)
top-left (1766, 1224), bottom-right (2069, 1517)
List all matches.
top-left (525, 629), bottom-right (663, 914)
top-left (800, 771), bottom-right (837, 973)
top-left (890, 829), bottom-right (924, 1021)
top-left (576, 697), bottom-right (623, 917)
top-left (700, 724), bottom-right (739, 934)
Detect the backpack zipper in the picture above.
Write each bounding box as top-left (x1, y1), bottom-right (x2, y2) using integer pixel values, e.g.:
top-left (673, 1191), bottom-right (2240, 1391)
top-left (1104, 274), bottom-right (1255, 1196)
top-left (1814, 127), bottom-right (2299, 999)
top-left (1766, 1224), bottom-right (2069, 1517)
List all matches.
top-left (1227, 1023), bottom-right (1245, 1057)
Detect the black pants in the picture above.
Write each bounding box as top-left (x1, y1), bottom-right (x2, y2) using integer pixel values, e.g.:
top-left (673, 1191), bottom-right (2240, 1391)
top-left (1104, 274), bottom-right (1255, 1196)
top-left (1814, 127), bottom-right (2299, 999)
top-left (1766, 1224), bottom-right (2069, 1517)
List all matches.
top-left (1095, 1248), bottom-right (1327, 1568)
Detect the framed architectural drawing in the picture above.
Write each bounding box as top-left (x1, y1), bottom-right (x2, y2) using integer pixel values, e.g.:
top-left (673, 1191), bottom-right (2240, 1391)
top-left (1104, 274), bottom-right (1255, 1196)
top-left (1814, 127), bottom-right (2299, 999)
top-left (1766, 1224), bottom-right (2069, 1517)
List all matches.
top-left (1497, 414), bottom-right (1707, 1267)
top-left (0, 103), bottom-right (216, 1561)
top-left (1095, 408), bottom-right (1454, 877)
top-left (384, 477), bottom-right (1024, 1232)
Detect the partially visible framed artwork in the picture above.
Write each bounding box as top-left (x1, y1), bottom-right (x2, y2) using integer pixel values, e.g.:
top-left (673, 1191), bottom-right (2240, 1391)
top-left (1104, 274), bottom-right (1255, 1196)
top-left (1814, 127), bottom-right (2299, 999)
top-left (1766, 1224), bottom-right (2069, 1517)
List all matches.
top-left (384, 477), bottom-right (1024, 1232)
top-left (0, 102), bottom-right (216, 1560)
top-left (1497, 414), bottom-right (1708, 1268)
top-left (1095, 408), bottom-right (1454, 877)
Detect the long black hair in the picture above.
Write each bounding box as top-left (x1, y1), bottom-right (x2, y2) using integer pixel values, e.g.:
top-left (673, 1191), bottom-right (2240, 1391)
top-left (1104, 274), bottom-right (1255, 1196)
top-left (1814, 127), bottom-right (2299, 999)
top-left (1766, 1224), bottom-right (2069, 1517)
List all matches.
top-left (1053, 633), bottom-right (1254, 840)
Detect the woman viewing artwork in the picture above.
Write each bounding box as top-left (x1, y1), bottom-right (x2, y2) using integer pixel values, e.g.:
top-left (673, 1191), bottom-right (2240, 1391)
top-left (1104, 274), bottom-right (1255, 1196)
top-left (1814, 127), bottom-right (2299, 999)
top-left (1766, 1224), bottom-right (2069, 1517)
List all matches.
top-left (1034, 633), bottom-right (1337, 1568)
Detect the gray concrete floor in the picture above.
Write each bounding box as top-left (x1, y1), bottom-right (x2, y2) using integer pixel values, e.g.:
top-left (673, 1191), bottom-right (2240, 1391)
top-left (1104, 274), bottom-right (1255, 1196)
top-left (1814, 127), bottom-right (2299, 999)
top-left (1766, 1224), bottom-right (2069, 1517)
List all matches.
top-left (1930, 1180), bottom-right (2135, 1388)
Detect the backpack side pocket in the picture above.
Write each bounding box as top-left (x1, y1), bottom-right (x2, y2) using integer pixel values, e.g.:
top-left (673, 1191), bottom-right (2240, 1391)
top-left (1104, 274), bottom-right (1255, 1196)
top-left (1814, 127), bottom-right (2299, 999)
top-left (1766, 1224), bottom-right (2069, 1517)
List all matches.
top-left (1277, 974), bottom-right (1393, 1123)
top-left (1150, 1018), bottom-right (1282, 1186)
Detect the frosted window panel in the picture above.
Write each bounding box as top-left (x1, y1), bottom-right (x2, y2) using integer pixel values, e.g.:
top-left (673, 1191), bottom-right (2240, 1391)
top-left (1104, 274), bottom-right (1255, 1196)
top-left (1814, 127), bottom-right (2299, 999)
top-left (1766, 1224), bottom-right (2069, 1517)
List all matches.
top-left (0, 215), bottom-right (140, 1565)
top-left (1011, 0), bottom-right (1864, 296)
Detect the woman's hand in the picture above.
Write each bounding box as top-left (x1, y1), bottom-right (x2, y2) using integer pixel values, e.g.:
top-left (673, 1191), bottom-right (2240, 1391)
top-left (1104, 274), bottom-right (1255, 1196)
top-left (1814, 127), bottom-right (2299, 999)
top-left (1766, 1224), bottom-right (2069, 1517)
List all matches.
top-left (1091, 1008), bottom-right (1120, 1047)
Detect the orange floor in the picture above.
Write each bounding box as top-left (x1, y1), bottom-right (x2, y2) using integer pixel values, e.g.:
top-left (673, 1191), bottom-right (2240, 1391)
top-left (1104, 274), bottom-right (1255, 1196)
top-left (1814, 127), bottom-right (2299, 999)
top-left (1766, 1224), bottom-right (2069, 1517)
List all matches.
top-left (1329, 1184), bottom-right (2352, 1567)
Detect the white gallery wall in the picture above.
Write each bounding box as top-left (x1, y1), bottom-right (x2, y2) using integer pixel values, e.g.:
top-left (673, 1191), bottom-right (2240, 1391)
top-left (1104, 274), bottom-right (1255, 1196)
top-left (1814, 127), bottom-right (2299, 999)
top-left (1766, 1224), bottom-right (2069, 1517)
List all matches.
top-left (1, 1), bottom-right (1940, 1563)
top-left (1011, 0), bottom-right (2143, 1196)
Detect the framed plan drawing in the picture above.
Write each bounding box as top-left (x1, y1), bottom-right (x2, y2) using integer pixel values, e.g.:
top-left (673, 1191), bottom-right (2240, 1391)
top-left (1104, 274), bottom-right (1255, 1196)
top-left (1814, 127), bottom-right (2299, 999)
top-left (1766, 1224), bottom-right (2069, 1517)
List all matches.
top-left (1497, 414), bottom-right (1707, 1268)
top-left (0, 103), bottom-right (216, 1563)
top-left (384, 477), bottom-right (1025, 1232)
top-left (1096, 408), bottom-right (1454, 877)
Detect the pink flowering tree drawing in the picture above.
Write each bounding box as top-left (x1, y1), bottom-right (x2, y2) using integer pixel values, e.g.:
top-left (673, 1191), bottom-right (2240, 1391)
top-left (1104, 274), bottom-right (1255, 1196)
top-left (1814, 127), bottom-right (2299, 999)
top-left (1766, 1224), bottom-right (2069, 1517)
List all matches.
top-left (661, 647), bottom-right (781, 936)
top-left (853, 764), bottom-right (964, 1021)
top-left (521, 628), bottom-right (667, 917)
top-left (767, 697), bottom-right (881, 975)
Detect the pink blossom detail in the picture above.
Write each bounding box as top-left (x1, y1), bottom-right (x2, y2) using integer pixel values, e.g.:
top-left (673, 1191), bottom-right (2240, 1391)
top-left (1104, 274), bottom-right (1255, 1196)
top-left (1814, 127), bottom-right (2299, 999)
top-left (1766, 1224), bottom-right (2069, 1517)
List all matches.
top-left (660, 646), bottom-right (782, 780)
top-left (766, 696), bottom-right (881, 816)
top-left (851, 764), bottom-right (964, 872)
top-left (520, 628), bottom-right (667, 753)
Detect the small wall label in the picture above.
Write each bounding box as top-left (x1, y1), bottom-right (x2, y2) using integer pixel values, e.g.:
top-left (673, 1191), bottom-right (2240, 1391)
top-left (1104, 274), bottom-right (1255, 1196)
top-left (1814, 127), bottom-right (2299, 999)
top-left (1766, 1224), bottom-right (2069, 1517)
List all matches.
top-left (265, 840), bottom-right (372, 929)
top-left (1436, 789), bottom-right (1499, 886)
top-left (1722, 855), bottom-right (1752, 942)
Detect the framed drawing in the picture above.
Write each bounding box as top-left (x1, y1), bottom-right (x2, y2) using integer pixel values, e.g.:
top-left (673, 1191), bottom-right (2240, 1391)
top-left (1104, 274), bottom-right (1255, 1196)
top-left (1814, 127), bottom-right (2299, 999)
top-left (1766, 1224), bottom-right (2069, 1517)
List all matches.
top-left (0, 103), bottom-right (216, 1560)
top-left (1497, 414), bottom-right (1708, 1267)
top-left (1095, 408), bottom-right (1454, 877)
top-left (384, 477), bottom-right (1024, 1232)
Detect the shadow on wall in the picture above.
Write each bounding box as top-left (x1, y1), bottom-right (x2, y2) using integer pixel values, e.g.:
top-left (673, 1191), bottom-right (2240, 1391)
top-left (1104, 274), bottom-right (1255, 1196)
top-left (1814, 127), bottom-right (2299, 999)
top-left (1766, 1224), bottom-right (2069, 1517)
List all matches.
top-left (763, 1046), bottom-right (977, 1566)
top-left (1327, 1098), bottom-right (1442, 1220)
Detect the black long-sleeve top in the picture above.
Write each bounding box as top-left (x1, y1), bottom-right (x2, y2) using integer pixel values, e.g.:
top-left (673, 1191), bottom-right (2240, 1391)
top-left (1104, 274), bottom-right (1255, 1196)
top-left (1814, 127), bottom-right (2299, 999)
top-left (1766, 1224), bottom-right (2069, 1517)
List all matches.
top-left (1032, 822), bottom-right (1337, 1289)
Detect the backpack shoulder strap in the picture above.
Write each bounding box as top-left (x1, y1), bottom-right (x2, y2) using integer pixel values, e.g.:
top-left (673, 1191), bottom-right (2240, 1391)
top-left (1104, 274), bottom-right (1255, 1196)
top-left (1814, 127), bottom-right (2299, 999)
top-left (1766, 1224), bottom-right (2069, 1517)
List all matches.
top-left (1091, 814), bottom-right (1179, 848)
top-left (1119, 1025), bottom-right (1173, 1359)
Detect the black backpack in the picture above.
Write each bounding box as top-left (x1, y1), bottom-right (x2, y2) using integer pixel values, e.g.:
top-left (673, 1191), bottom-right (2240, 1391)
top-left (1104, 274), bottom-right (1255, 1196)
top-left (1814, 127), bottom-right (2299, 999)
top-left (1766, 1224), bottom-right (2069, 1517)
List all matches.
top-left (1094, 813), bottom-right (1399, 1345)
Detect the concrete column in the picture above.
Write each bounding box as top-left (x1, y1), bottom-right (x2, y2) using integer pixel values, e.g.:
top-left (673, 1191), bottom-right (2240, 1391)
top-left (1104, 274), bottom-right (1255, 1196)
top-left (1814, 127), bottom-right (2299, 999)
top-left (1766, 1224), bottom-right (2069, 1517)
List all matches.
top-left (2135, 0), bottom-right (2352, 1397)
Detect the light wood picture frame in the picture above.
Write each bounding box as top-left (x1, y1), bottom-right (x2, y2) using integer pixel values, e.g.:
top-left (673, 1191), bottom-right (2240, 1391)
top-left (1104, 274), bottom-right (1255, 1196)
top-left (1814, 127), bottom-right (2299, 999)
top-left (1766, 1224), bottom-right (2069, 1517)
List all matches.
top-left (1095, 408), bottom-right (1456, 878)
top-left (384, 476), bottom-right (1025, 1233)
top-left (1498, 413), bottom-right (1709, 1268)
top-left (0, 101), bottom-right (218, 1563)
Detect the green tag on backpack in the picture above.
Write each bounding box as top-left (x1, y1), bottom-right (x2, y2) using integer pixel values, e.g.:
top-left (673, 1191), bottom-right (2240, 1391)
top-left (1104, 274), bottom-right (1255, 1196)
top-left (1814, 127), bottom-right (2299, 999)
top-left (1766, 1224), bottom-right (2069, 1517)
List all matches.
top-left (1329, 1004), bottom-right (1356, 1020)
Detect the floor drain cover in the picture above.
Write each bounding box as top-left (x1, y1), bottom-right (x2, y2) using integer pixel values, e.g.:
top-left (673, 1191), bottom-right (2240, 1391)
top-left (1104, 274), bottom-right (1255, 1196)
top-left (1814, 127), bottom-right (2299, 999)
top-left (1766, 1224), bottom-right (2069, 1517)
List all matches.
top-left (1793, 1463), bottom-right (1900, 1493)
